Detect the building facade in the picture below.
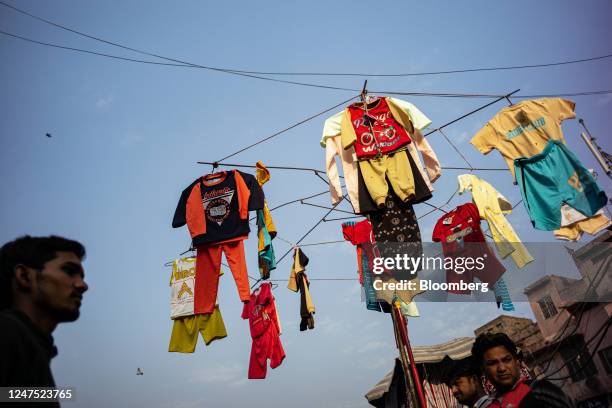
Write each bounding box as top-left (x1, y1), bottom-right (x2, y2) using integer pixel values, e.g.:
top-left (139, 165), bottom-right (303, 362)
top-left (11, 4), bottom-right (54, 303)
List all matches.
top-left (523, 229), bottom-right (612, 408)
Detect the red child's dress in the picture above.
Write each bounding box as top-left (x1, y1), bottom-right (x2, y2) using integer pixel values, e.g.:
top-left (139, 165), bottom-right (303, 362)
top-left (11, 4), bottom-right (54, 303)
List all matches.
top-left (241, 282), bottom-right (285, 379)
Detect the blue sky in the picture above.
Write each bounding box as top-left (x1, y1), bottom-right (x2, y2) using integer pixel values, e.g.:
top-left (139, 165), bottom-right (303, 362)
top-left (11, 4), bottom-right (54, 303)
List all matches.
top-left (1, 1), bottom-right (611, 407)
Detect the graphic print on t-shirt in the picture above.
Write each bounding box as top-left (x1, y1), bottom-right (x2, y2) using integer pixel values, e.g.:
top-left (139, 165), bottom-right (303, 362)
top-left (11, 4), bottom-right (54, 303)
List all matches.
top-left (348, 98), bottom-right (412, 158)
top-left (177, 282), bottom-right (193, 299)
top-left (202, 187), bottom-right (235, 226)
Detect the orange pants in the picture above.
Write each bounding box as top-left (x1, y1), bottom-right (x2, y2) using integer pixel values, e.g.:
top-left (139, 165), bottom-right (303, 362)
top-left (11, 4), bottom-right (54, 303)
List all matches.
top-left (195, 239), bottom-right (250, 314)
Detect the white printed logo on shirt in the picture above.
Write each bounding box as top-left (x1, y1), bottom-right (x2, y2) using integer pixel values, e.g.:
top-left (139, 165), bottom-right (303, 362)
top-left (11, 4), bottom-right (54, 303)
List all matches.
top-left (202, 190), bottom-right (234, 226)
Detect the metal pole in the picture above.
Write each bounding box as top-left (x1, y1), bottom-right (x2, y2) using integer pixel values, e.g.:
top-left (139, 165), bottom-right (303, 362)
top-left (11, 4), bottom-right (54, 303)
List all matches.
top-left (392, 309), bottom-right (419, 407)
top-left (578, 119), bottom-right (611, 178)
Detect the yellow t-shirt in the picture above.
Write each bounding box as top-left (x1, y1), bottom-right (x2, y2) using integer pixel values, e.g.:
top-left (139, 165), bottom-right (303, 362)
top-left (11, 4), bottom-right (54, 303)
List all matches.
top-left (470, 98), bottom-right (576, 178)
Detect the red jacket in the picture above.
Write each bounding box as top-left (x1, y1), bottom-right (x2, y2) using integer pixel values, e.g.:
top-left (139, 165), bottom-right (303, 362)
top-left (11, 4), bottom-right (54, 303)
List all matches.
top-left (489, 379), bottom-right (531, 408)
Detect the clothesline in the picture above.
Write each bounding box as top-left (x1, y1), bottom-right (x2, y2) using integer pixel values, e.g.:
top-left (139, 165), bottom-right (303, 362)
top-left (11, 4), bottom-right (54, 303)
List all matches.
top-left (422, 90), bottom-right (518, 137)
top-left (4, 2), bottom-right (611, 92)
top-left (246, 91), bottom-right (520, 263)
top-left (199, 90), bottom-right (519, 170)
top-left (169, 91), bottom-right (520, 267)
top-left (214, 95), bottom-right (359, 163)
top-left (197, 161), bottom-right (510, 173)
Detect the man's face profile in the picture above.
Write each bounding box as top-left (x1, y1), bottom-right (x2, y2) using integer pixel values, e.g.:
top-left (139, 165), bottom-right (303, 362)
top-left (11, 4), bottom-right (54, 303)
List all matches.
top-left (26, 251), bottom-right (88, 321)
top-left (449, 375), bottom-right (480, 404)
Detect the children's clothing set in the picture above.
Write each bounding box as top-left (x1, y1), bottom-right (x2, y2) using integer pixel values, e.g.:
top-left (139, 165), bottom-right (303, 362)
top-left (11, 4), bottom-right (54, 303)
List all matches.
top-left (172, 170), bottom-right (265, 313)
top-left (325, 97), bottom-right (439, 309)
top-left (173, 169), bottom-right (285, 379)
top-left (168, 257), bottom-right (227, 353)
top-left (471, 98), bottom-right (608, 235)
top-left (321, 97), bottom-right (439, 214)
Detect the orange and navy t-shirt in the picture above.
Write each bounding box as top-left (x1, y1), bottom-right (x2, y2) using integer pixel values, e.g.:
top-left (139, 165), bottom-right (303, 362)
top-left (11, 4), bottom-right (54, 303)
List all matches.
top-left (173, 170), bottom-right (265, 246)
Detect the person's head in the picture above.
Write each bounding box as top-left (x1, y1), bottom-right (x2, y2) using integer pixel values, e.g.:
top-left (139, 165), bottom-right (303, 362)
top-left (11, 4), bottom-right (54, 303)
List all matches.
top-left (471, 333), bottom-right (521, 392)
top-left (445, 358), bottom-right (484, 405)
top-left (0, 235), bottom-right (87, 323)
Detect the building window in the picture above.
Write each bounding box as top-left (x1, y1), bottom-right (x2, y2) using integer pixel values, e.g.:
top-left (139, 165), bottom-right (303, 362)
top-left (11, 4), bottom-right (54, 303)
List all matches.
top-left (537, 295), bottom-right (558, 319)
top-left (599, 346), bottom-right (612, 374)
top-left (559, 337), bottom-right (598, 382)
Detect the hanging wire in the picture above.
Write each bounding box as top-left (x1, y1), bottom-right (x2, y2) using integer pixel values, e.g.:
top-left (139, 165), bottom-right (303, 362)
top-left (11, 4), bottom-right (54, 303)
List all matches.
top-left (2, 2), bottom-right (611, 79)
top-left (276, 198), bottom-right (345, 265)
top-left (324, 215), bottom-right (362, 222)
top-left (213, 95), bottom-right (359, 163)
top-left (2, 27), bottom-right (610, 100)
top-left (437, 128), bottom-right (475, 170)
top-left (423, 90), bottom-right (520, 137)
top-left (299, 240), bottom-right (348, 247)
top-left (0, 25), bottom-right (360, 93)
top-left (544, 316), bottom-right (612, 381)
top-left (267, 190), bottom-right (330, 212)
top-left (2, 31), bottom-right (612, 100)
top-left (198, 161), bottom-right (509, 175)
top-left (299, 201), bottom-right (355, 215)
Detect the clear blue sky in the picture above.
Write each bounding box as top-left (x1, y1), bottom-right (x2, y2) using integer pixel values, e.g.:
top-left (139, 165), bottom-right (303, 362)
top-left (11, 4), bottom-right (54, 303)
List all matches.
top-left (1, 1), bottom-right (611, 407)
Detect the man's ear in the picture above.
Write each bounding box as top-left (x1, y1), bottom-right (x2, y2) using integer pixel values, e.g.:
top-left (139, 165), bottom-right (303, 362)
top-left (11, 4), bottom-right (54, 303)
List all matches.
top-left (13, 264), bottom-right (36, 290)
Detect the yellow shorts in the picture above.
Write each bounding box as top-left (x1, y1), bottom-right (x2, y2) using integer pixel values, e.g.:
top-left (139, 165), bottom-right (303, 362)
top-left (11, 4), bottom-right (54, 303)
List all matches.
top-left (168, 306), bottom-right (227, 353)
top-left (554, 213), bottom-right (611, 241)
top-left (358, 150), bottom-right (415, 207)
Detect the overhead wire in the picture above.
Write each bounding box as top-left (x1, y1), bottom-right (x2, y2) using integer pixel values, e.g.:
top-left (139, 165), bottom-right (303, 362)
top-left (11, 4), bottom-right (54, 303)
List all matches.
top-left (423, 90), bottom-right (520, 137)
top-left (213, 95), bottom-right (359, 163)
top-left (0, 30), bottom-right (360, 92)
top-left (198, 161), bottom-right (509, 174)
top-left (2, 1), bottom-right (611, 79)
top-left (226, 54), bottom-right (612, 78)
top-left (543, 316), bottom-right (612, 381)
top-left (3, 29), bottom-right (612, 101)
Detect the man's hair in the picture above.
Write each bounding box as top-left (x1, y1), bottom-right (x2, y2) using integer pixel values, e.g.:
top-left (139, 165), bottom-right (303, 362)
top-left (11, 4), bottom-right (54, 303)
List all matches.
top-left (471, 333), bottom-right (520, 366)
top-left (0, 235), bottom-right (86, 309)
top-left (445, 357), bottom-right (480, 385)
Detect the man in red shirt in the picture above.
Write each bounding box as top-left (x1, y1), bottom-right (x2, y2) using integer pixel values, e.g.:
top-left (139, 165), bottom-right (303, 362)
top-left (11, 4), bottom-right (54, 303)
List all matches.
top-left (471, 333), bottom-right (573, 408)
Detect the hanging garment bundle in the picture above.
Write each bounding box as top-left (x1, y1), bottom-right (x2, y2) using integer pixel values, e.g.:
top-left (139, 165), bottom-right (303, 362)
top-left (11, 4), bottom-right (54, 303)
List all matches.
top-left (321, 96), bottom-right (440, 214)
top-left (470, 98), bottom-right (608, 231)
top-left (342, 219), bottom-right (389, 312)
top-left (255, 161), bottom-right (277, 279)
top-left (369, 192), bottom-right (425, 304)
top-left (287, 247), bottom-right (315, 331)
top-left (242, 282), bottom-right (285, 379)
top-left (432, 203), bottom-right (506, 295)
top-left (342, 219), bottom-right (420, 316)
top-left (172, 170), bottom-right (265, 314)
top-left (168, 258), bottom-right (227, 353)
top-left (458, 174), bottom-right (533, 268)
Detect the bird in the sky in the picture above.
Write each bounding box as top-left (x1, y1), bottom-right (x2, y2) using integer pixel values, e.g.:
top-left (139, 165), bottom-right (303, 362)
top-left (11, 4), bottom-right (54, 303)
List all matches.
top-left (45, 133), bottom-right (52, 138)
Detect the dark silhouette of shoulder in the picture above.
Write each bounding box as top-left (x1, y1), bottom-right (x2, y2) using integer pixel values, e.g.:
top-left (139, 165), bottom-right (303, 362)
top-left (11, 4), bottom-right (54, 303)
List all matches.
top-left (520, 379), bottom-right (575, 408)
top-left (0, 309), bottom-right (57, 387)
